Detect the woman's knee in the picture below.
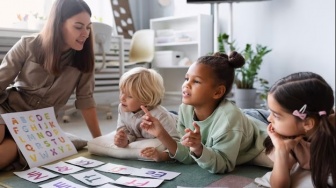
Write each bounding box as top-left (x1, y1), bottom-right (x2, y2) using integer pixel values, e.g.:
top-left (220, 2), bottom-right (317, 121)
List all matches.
top-left (0, 124), bottom-right (5, 144)
top-left (0, 138), bottom-right (18, 169)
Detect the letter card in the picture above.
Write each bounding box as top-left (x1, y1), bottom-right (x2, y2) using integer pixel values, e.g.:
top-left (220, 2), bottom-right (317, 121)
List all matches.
top-left (70, 169), bottom-right (114, 186)
top-left (114, 176), bottom-right (163, 187)
top-left (42, 161), bottom-right (84, 174)
top-left (14, 167), bottom-right (58, 183)
top-left (131, 168), bottom-right (180, 180)
top-left (39, 177), bottom-right (87, 188)
top-left (95, 163), bottom-right (139, 175)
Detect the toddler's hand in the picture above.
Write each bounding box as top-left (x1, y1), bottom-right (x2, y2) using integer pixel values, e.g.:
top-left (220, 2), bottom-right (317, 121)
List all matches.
top-left (181, 122), bottom-right (203, 157)
top-left (114, 129), bottom-right (128, 148)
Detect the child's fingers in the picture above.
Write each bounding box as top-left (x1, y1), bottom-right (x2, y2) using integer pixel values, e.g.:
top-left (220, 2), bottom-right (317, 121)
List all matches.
top-left (140, 147), bottom-right (155, 156)
top-left (116, 129), bottom-right (122, 134)
top-left (141, 120), bottom-right (153, 126)
top-left (267, 124), bottom-right (275, 134)
top-left (192, 122), bottom-right (200, 134)
top-left (184, 128), bottom-right (192, 133)
top-left (140, 122), bottom-right (152, 131)
top-left (141, 105), bottom-right (151, 116)
top-left (140, 147), bottom-right (150, 153)
top-left (293, 135), bottom-right (303, 144)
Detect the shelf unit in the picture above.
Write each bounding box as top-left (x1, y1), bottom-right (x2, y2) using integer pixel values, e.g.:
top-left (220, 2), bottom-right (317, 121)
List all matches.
top-left (149, 14), bottom-right (213, 98)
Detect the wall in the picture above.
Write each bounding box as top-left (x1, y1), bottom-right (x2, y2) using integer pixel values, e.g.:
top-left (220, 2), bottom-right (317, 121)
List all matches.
top-left (1, 0), bottom-right (333, 100)
top-left (129, 0), bottom-right (210, 29)
top-left (216, 0), bottom-right (335, 91)
top-left (129, 0), bottom-right (335, 92)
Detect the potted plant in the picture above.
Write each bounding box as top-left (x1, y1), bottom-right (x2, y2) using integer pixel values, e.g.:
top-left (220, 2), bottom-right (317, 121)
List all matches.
top-left (218, 33), bottom-right (272, 108)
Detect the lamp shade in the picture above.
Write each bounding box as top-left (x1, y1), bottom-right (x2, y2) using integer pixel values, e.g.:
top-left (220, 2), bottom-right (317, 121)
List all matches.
top-left (92, 22), bottom-right (113, 54)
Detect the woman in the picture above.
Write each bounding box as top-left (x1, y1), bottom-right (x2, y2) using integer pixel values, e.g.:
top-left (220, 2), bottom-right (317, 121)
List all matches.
top-left (0, 0), bottom-right (102, 170)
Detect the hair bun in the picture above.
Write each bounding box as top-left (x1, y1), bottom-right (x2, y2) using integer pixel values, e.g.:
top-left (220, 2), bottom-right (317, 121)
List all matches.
top-left (228, 51), bottom-right (245, 68)
top-left (213, 52), bottom-right (229, 59)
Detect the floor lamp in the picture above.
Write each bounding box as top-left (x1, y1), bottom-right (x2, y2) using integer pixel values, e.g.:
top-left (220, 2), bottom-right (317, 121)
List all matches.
top-left (212, 2), bottom-right (234, 52)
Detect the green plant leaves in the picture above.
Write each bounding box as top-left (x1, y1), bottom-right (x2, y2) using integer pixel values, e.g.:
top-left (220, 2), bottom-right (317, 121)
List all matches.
top-left (217, 33), bottom-right (271, 89)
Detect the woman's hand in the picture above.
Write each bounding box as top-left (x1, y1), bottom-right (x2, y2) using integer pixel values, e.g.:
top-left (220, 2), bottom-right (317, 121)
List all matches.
top-left (181, 122), bottom-right (203, 157)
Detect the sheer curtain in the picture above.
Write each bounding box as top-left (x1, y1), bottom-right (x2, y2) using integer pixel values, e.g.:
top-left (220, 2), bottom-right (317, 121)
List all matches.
top-left (0, 0), bottom-right (113, 30)
top-left (0, 0), bottom-right (53, 29)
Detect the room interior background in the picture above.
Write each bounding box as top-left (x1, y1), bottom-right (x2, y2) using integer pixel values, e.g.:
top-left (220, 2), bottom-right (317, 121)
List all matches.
top-left (0, 0), bottom-right (334, 93)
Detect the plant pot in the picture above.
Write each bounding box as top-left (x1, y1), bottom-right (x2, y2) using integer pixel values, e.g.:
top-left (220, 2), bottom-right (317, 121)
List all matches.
top-left (234, 88), bottom-right (257, 109)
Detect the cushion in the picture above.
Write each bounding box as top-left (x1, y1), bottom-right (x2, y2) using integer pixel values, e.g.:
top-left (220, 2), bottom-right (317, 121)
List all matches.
top-left (254, 163), bottom-right (334, 187)
top-left (65, 132), bottom-right (88, 150)
top-left (247, 149), bottom-right (273, 168)
top-left (87, 131), bottom-right (166, 161)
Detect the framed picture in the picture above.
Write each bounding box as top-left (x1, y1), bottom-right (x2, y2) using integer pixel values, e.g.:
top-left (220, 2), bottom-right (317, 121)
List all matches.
top-left (111, 0), bottom-right (135, 39)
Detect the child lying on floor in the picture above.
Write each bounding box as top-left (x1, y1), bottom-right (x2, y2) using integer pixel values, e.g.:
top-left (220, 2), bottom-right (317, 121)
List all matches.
top-left (88, 67), bottom-right (180, 162)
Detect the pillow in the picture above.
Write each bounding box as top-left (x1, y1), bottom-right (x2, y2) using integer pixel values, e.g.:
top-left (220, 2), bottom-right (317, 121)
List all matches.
top-left (247, 149), bottom-right (273, 168)
top-left (87, 131), bottom-right (166, 161)
top-left (253, 163), bottom-right (334, 187)
top-left (65, 132), bottom-right (88, 150)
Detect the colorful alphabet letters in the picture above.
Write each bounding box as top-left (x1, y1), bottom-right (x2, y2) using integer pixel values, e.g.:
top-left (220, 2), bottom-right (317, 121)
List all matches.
top-left (1, 107), bottom-right (77, 168)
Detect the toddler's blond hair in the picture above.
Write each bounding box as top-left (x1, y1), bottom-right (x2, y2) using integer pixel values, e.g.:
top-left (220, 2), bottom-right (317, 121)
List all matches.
top-left (119, 67), bottom-right (165, 108)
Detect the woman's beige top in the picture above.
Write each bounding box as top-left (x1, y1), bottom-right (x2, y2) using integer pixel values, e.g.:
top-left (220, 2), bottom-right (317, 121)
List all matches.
top-left (0, 34), bottom-right (96, 124)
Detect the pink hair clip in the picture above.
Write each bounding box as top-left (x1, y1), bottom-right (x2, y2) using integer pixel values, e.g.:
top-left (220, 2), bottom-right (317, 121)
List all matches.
top-left (292, 104), bottom-right (307, 120)
top-left (318, 111), bottom-right (326, 116)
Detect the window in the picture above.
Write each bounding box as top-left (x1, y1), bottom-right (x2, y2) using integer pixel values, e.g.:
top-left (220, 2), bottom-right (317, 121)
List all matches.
top-left (0, 0), bottom-right (113, 30)
top-left (0, 0), bottom-right (54, 29)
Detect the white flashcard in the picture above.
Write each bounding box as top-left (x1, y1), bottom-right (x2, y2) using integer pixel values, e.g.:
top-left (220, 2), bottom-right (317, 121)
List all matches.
top-left (42, 161), bottom-right (84, 174)
top-left (1, 107), bottom-right (77, 168)
top-left (95, 163), bottom-right (139, 175)
top-left (131, 168), bottom-right (180, 180)
top-left (14, 167), bottom-right (58, 183)
top-left (66, 156), bottom-right (104, 168)
top-left (39, 177), bottom-right (88, 188)
top-left (114, 176), bottom-right (163, 187)
top-left (71, 169), bottom-right (114, 186)
top-left (97, 183), bottom-right (122, 188)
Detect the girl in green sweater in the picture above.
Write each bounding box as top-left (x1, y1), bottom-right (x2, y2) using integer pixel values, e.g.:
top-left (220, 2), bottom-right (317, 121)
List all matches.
top-left (140, 51), bottom-right (272, 173)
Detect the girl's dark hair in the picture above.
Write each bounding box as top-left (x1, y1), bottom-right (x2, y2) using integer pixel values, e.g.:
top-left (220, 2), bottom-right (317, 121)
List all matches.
top-left (263, 72), bottom-right (335, 188)
top-left (35, 0), bottom-right (94, 75)
top-left (197, 51), bottom-right (245, 99)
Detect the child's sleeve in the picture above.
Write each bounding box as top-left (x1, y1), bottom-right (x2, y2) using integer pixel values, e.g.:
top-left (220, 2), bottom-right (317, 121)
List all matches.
top-left (116, 105), bottom-right (136, 142)
top-left (157, 113), bottom-right (181, 142)
top-left (191, 131), bottom-right (243, 173)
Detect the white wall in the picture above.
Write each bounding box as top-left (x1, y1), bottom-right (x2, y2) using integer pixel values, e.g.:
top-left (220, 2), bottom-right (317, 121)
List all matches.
top-left (216, 0), bottom-right (335, 91)
top-left (5, 0), bottom-right (330, 92)
top-left (130, 0), bottom-right (335, 91)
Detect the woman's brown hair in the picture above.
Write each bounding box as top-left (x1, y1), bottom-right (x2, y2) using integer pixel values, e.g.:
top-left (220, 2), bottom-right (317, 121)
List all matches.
top-left (35, 0), bottom-right (94, 75)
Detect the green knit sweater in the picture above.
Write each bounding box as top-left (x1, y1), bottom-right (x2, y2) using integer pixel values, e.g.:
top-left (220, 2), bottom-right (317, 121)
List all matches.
top-left (171, 99), bottom-right (268, 174)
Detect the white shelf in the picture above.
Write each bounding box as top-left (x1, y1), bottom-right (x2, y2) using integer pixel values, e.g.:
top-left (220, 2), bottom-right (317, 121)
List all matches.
top-left (150, 14), bottom-right (213, 65)
top-left (150, 14), bottom-right (213, 94)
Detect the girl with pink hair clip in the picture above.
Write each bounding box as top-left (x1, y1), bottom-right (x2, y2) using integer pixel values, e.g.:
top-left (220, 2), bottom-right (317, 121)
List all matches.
top-left (256, 72), bottom-right (335, 188)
